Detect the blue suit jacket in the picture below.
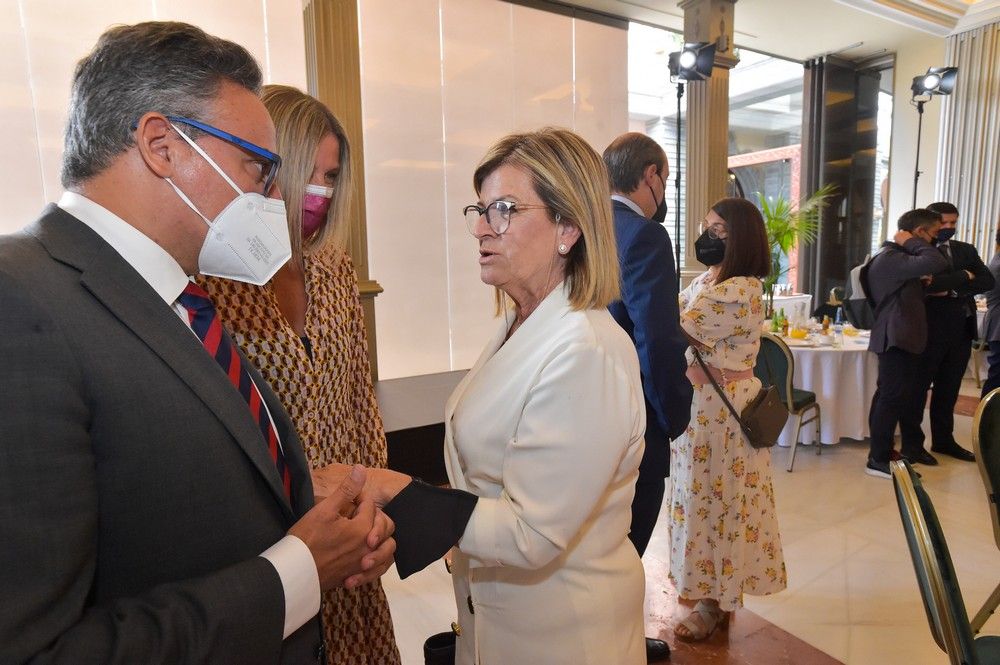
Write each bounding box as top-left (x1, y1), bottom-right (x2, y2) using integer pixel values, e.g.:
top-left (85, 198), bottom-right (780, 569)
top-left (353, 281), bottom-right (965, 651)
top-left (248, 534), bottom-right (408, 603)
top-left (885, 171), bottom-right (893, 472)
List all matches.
top-left (607, 199), bottom-right (692, 481)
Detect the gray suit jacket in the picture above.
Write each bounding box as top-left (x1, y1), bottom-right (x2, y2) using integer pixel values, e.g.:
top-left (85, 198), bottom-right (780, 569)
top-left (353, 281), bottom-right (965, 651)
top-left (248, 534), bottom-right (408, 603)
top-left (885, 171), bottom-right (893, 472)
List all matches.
top-left (982, 252), bottom-right (1000, 342)
top-left (0, 207), bottom-right (322, 664)
top-left (862, 238), bottom-right (949, 355)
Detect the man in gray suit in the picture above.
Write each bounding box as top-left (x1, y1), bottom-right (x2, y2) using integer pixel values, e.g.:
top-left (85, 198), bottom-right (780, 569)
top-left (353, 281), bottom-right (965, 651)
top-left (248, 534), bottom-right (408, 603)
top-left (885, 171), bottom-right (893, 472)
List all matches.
top-left (861, 209), bottom-right (949, 478)
top-left (0, 22), bottom-right (401, 664)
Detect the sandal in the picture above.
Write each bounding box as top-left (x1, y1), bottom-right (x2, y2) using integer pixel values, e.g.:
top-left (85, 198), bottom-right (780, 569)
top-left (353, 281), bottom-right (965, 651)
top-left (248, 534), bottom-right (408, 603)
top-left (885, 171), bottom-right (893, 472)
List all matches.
top-left (674, 600), bottom-right (730, 642)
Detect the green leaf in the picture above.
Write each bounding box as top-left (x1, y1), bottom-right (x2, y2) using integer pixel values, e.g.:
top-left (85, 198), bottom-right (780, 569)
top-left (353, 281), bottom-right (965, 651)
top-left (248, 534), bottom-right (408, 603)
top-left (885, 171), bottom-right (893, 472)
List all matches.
top-left (757, 183), bottom-right (836, 293)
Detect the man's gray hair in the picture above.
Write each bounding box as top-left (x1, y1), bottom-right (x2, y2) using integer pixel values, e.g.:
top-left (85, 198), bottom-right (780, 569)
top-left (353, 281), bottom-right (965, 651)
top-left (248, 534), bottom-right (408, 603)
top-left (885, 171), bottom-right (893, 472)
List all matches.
top-left (61, 21), bottom-right (262, 188)
top-left (602, 132), bottom-right (667, 194)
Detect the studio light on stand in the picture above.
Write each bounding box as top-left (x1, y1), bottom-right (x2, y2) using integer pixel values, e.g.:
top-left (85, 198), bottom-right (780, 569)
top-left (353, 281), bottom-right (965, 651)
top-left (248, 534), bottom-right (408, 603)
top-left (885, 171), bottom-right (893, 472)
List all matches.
top-left (667, 41), bottom-right (716, 286)
top-left (910, 66), bottom-right (957, 208)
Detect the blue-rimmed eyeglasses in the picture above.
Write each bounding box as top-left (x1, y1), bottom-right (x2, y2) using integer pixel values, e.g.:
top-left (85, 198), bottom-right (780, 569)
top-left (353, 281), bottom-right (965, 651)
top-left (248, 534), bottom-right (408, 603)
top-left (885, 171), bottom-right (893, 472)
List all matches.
top-left (463, 200), bottom-right (549, 235)
top-left (166, 116), bottom-right (282, 196)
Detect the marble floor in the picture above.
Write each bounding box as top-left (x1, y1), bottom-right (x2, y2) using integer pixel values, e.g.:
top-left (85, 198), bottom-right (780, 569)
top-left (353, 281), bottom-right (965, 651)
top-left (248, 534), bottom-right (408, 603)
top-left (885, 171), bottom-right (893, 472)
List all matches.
top-left (382, 378), bottom-right (1000, 664)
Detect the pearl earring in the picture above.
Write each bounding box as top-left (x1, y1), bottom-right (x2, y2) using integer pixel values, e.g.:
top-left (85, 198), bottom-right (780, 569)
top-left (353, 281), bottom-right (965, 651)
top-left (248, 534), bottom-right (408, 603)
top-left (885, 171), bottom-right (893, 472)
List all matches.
top-left (558, 243), bottom-right (568, 254)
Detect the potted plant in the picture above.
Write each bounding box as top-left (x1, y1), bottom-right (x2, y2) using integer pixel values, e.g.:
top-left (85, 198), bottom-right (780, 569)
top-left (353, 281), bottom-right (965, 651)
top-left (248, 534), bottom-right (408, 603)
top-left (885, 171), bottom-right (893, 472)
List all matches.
top-left (758, 183), bottom-right (836, 318)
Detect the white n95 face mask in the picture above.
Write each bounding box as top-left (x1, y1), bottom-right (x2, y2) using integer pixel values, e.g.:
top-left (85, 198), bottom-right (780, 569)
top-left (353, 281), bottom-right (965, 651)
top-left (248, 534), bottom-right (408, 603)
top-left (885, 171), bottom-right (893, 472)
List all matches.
top-left (166, 123), bottom-right (291, 285)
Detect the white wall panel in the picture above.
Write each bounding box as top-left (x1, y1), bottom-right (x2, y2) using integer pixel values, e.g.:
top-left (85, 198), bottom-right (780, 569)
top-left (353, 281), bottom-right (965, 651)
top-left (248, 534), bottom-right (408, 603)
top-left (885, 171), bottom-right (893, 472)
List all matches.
top-left (360, 0), bottom-right (628, 379)
top-left (3, 0), bottom-right (306, 235)
top-left (888, 35), bottom-right (946, 223)
top-left (441, 0), bottom-right (515, 370)
top-left (264, 0), bottom-right (308, 89)
top-left (572, 17), bottom-right (629, 152)
top-left (154, 0), bottom-right (268, 71)
top-left (0, 1), bottom-right (46, 232)
top-left (17, 1), bottom-right (152, 206)
top-left (511, 4), bottom-right (573, 131)
top-left (360, 0), bottom-right (451, 379)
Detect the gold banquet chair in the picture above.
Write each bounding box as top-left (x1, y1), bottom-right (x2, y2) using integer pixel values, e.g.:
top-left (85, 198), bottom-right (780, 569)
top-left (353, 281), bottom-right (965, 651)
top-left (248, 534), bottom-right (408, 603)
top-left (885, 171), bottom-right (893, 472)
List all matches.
top-left (754, 332), bottom-right (821, 472)
top-left (891, 460), bottom-right (1000, 664)
top-left (971, 388), bottom-right (1000, 633)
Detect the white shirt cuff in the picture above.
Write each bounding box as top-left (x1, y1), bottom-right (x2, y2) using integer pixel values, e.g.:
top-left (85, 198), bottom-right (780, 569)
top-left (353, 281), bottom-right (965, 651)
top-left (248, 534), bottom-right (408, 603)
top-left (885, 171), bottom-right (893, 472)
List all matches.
top-left (260, 535), bottom-right (321, 639)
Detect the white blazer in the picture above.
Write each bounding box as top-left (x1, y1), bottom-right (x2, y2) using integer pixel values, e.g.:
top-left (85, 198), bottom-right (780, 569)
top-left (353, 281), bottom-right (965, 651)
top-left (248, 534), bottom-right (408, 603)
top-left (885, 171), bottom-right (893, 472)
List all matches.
top-left (444, 284), bottom-right (646, 665)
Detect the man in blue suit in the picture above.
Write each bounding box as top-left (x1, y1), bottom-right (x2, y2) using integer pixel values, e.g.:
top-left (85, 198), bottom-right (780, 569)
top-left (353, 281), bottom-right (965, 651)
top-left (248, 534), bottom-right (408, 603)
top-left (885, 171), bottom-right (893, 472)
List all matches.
top-left (604, 133), bottom-right (692, 662)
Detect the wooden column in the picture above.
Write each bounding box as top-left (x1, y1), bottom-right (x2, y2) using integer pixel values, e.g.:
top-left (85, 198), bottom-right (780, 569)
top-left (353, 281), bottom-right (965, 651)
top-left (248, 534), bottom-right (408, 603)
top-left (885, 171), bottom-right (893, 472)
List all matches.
top-left (678, 0), bottom-right (738, 284)
top-left (303, 0), bottom-right (384, 379)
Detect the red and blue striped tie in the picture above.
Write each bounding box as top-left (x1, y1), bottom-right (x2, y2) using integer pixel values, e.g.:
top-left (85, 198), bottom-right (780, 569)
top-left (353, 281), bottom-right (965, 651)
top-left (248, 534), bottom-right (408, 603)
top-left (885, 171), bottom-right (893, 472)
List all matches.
top-left (178, 282), bottom-right (292, 501)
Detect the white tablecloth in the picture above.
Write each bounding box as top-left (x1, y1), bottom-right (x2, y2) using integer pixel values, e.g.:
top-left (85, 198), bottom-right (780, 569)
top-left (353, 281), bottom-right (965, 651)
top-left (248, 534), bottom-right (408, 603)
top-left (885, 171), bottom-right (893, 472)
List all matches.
top-left (776, 335), bottom-right (877, 446)
top-left (772, 293), bottom-right (814, 323)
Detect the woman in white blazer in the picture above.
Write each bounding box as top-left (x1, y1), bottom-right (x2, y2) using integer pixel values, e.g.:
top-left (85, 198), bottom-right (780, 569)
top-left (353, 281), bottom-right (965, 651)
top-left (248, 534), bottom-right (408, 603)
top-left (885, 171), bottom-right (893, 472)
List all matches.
top-left (441, 128), bottom-right (647, 664)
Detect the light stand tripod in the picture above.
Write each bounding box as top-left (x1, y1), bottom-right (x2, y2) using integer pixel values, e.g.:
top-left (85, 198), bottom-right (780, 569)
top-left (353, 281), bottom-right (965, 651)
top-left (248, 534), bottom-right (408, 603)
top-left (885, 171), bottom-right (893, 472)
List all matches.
top-left (908, 66), bottom-right (957, 208)
top-left (911, 98), bottom-right (925, 209)
top-left (674, 81), bottom-right (685, 288)
top-left (667, 40), bottom-right (715, 290)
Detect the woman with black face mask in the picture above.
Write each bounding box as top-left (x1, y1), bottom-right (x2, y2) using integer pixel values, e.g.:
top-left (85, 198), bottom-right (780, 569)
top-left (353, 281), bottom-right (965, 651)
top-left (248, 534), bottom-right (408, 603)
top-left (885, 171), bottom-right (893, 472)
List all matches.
top-left (668, 198), bottom-right (787, 642)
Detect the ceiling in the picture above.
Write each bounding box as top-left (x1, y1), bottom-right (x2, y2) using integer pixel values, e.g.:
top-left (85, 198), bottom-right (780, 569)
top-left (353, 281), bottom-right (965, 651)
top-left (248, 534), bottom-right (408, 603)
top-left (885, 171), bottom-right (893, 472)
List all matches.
top-left (561, 0), bottom-right (988, 62)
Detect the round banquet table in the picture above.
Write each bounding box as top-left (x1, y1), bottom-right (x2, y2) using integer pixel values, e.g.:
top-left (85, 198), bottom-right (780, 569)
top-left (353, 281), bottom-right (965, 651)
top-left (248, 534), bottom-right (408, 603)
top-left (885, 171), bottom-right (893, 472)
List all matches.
top-left (776, 334), bottom-right (877, 446)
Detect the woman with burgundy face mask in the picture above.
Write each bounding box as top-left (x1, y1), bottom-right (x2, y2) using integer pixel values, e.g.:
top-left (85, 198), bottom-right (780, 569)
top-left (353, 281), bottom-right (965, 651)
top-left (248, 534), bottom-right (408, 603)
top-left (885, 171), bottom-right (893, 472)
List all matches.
top-left (668, 198), bottom-right (787, 641)
top-left (198, 85), bottom-right (401, 665)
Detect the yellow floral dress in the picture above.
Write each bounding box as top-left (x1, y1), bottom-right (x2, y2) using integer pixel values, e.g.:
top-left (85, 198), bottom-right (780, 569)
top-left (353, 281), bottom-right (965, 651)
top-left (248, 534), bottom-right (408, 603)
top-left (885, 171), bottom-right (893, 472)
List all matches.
top-left (668, 272), bottom-right (786, 611)
top-left (199, 247), bottom-right (401, 665)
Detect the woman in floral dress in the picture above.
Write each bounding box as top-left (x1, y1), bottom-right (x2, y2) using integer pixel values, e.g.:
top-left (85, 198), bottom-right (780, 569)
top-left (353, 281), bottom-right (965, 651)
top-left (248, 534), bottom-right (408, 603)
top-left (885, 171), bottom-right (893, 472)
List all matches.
top-left (669, 198), bottom-right (787, 641)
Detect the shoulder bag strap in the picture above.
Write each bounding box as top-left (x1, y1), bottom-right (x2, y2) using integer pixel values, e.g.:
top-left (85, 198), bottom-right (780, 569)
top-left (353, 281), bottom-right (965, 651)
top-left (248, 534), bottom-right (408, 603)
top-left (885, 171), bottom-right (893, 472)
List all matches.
top-left (692, 348), bottom-right (750, 437)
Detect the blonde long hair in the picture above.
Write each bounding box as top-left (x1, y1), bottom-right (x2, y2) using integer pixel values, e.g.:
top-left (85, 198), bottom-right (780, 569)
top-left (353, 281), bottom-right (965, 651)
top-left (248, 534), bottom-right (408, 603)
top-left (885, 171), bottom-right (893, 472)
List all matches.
top-left (473, 127), bottom-right (620, 312)
top-left (261, 85), bottom-right (353, 265)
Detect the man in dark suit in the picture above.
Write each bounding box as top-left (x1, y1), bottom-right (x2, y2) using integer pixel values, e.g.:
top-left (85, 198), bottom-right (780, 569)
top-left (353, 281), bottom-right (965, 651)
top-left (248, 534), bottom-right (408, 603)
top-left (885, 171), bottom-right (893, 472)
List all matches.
top-left (0, 23), bottom-right (403, 664)
top-left (603, 133), bottom-right (692, 662)
top-left (861, 209), bottom-right (949, 478)
top-left (906, 201), bottom-right (994, 463)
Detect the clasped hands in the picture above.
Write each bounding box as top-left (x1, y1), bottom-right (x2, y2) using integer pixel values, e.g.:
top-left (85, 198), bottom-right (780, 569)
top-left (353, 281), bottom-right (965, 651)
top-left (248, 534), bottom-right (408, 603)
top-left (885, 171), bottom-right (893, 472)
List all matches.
top-left (288, 464), bottom-right (409, 592)
top-left (920, 270), bottom-right (973, 295)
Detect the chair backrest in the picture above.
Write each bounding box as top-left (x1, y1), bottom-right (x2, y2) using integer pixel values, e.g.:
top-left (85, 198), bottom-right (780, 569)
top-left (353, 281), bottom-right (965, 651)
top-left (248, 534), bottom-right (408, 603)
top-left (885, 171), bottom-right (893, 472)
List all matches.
top-left (973, 388), bottom-right (1000, 553)
top-left (755, 333), bottom-right (794, 411)
top-left (891, 460), bottom-right (979, 665)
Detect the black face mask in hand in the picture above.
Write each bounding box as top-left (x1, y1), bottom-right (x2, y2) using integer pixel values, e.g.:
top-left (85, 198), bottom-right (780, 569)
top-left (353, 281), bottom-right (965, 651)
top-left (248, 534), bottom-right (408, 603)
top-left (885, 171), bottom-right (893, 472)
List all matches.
top-left (694, 230), bottom-right (726, 266)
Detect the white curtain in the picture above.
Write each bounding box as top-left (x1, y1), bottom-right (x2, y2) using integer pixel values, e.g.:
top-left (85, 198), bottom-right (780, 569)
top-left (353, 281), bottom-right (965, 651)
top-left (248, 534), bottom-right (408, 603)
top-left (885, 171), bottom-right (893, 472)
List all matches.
top-left (936, 20), bottom-right (1000, 257)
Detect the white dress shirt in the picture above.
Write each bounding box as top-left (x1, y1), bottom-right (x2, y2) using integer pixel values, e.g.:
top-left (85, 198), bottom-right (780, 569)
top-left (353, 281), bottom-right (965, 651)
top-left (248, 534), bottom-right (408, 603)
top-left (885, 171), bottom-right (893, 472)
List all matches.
top-left (611, 193), bottom-right (645, 218)
top-left (57, 191), bottom-right (320, 639)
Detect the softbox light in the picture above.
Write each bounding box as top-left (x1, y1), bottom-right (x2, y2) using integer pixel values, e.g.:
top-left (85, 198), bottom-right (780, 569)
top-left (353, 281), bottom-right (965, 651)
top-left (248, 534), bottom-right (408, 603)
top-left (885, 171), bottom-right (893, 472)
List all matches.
top-left (910, 66), bottom-right (958, 97)
top-left (668, 41), bottom-right (716, 81)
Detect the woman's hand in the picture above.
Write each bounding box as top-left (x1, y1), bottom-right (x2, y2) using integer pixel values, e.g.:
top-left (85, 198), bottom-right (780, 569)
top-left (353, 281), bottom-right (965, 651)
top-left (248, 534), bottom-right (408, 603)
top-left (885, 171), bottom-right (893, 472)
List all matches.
top-left (312, 463), bottom-right (412, 509)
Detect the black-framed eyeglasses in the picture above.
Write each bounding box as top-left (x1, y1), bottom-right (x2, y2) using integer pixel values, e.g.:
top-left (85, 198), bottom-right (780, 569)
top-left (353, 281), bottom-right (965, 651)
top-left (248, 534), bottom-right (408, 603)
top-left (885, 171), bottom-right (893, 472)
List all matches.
top-left (166, 116), bottom-right (282, 195)
top-left (463, 200), bottom-right (549, 235)
top-left (704, 222), bottom-right (728, 240)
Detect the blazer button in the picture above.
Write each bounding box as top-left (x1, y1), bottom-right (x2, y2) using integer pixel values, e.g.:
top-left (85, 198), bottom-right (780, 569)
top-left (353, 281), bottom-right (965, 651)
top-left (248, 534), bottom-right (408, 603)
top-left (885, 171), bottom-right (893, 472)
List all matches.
top-left (451, 621), bottom-right (462, 637)
top-left (467, 595), bottom-right (475, 614)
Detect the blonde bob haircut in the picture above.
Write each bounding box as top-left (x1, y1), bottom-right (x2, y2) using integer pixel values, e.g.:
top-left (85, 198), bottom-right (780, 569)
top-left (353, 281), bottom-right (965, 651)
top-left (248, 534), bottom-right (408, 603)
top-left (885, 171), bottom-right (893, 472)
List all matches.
top-left (261, 84), bottom-right (353, 265)
top-left (472, 127), bottom-right (620, 312)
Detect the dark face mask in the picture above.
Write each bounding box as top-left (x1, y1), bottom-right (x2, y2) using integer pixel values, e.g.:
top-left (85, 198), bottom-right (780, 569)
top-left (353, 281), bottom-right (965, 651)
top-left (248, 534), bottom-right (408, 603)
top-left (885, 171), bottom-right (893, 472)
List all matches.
top-left (648, 173), bottom-right (668, 224)
top-left (936, 227), bottom-right (956, 243)
top-left (694, 230), bottom-right (726, 266)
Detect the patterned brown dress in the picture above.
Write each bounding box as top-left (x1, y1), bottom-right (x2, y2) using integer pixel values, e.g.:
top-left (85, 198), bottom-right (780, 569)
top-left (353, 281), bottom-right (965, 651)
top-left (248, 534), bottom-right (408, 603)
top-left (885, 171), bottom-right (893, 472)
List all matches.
top-left (200, 247), bottom-right (401, 665)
